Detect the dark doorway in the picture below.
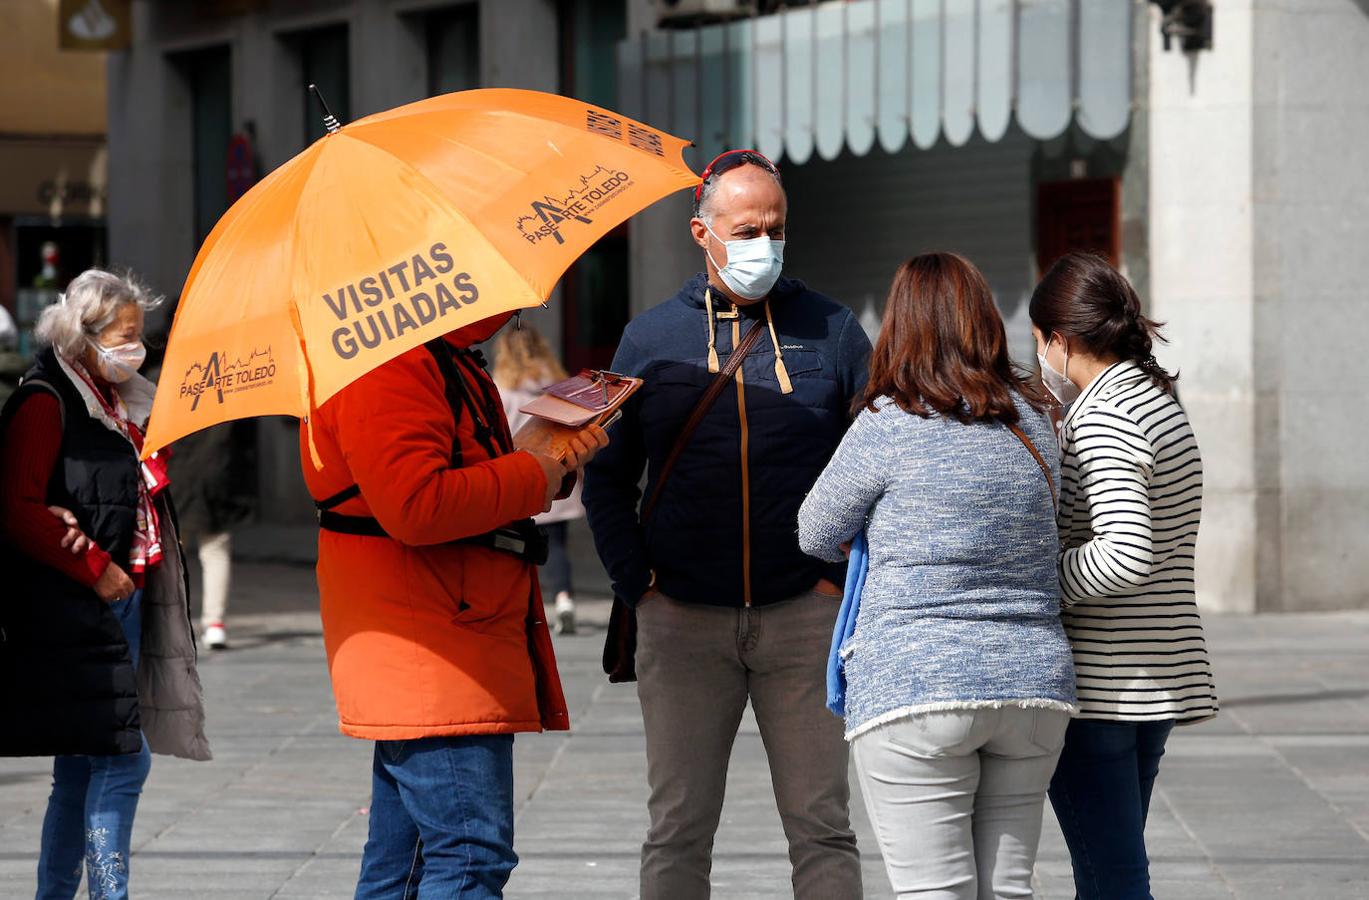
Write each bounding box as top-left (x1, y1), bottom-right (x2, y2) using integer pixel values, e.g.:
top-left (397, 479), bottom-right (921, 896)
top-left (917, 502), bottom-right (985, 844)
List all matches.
top-left (176, 45), bottom-right (233, 247)
top-left (294, 25), bottom-right (350, 146)
top-left (558, 0), bottom-right (629, 370)
top-left (426, 4), bottom-right (480, 96)
top-left (1035, 177), bottom-right (1120, 274)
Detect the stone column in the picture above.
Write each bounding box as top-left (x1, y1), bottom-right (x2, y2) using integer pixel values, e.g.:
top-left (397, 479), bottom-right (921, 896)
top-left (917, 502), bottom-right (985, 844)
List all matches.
top-left (1147, 2), bottom-right (1258, 613)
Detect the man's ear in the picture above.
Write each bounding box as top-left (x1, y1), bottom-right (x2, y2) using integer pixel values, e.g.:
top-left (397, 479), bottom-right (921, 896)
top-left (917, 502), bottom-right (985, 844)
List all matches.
top-left (689, 217), bottom-right (710, 251)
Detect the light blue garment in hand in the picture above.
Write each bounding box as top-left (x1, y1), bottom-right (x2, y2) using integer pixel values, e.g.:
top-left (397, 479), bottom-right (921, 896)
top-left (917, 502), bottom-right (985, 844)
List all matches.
top-left (826, 531), bottom-right (868, 716)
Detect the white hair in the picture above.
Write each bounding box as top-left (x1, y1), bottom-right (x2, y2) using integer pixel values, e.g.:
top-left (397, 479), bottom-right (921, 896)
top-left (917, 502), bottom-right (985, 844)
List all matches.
top-left (33, 268), bottom-right (162, 359)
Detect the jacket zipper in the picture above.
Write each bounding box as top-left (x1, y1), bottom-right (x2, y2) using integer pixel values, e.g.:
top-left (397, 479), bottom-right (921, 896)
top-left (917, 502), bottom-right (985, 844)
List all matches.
top-left (732, 317), bottom-right (753, 607)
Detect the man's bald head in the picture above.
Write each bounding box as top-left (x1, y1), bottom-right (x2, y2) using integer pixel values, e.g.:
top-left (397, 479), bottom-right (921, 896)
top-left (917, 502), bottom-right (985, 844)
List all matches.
top-left (694, 154), bottom-right (785, 224)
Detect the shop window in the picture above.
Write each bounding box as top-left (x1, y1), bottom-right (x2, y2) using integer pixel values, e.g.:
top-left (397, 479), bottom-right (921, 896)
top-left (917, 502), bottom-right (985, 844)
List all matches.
top-left (427, 5), bottom-right (480, 96)
top-left (1035, 177), bottom-right (1120, 274)
top-left (179, 45), bottom-right (233, 247)
top-left (562, 227), bottom-right (629, 373)
top-left (559, 1), bottom-right (629, 371)
top-left (559, 1), bottom-right (624, 110)
top-left (13, 220), bottom-right (106, 355)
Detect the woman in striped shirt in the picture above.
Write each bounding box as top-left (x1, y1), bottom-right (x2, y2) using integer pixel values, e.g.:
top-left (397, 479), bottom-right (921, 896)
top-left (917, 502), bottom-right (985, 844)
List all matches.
top-left (1030, 252), bottom-right (1218, 900)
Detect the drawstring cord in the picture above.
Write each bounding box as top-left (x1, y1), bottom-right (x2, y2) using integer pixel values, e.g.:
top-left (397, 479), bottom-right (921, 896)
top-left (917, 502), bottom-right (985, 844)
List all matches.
top-left (704, 288), bottom-right (721, 373)
top-left (703, 287), bottom-right (792, 393)
top-left (765, 300), bottom-right (793, 394)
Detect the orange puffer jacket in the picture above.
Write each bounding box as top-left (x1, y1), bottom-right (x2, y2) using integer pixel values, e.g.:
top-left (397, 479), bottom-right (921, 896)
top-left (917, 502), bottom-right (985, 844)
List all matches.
top-left (300, 325), bottom-right (569, 740)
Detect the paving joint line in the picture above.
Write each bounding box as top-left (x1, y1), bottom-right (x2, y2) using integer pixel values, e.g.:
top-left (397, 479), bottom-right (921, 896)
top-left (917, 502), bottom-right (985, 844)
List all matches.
top-left (134, 652), bottom-right (338, 855)
top-left (269, 805), bottom-right (366, 899)
top-left (513, 678), bottom-right (608, 827)
top-left (1153, 784), bottom-right (1240, 898)
top-left (1256, 676), bottom-right (1369, 846)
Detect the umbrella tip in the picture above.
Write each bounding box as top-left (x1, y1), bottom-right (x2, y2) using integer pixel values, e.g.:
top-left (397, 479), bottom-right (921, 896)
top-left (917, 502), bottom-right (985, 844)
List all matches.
top-left (308, 83), bottom-right (342, 135)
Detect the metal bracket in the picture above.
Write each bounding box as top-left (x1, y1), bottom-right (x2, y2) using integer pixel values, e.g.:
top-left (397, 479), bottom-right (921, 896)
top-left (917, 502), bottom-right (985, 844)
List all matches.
top-left (1149, 0), bottom-right (1213, 53)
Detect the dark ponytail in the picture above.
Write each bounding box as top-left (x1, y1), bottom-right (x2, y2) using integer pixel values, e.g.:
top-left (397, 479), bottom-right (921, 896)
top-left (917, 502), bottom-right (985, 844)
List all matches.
top-left (1029, 252), bottom-right (1177, 394)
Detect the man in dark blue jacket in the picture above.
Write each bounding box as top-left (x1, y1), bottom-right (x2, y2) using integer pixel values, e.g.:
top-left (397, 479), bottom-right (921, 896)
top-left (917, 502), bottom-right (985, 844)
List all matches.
top-left (583, 150), bottom-right (869, 900)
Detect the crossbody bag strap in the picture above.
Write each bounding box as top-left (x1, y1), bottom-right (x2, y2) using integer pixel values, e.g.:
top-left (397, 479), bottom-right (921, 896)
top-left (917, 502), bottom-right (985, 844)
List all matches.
top-left (640, 319), bottom-right (767, 525)
top-left (1006, 422), bottom-right (1058, 509)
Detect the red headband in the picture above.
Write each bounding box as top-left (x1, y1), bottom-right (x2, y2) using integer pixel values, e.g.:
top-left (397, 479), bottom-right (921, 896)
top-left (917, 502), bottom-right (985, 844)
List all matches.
top-left (694, 149), bottom-right (780, 209)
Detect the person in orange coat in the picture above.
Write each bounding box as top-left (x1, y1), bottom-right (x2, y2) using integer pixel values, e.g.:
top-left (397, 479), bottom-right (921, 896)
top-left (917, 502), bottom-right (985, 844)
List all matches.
top-left (300, 312), bottom-right (607, 899)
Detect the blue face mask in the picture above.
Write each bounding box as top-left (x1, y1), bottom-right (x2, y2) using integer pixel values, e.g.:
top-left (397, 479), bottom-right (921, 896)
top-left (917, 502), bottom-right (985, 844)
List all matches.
top-left (704, 222), bottom-right (785, 301)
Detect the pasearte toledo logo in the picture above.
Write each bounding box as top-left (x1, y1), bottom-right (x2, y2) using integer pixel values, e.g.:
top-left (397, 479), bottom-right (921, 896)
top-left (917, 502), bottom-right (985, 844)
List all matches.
top-left (516, 164), bottom-right (634, 246)
top-left (179, 346), bottom-right (277, 411)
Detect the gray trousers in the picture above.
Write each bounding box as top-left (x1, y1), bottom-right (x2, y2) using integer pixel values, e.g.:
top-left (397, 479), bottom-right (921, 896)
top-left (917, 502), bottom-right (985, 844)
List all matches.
top-left (852, 707), bottom-right (1070, 900)
top-left (636, 590), bottom-right (862, 900)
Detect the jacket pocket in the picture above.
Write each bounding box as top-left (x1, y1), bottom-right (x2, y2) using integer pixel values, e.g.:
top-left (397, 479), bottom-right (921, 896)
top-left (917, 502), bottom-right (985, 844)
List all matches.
top-left (776, 348), bottom-right (825, 379)
top-left (458, 545), bottom-right (530, 631)
top-left (405, 543), bottom-right (526, 633)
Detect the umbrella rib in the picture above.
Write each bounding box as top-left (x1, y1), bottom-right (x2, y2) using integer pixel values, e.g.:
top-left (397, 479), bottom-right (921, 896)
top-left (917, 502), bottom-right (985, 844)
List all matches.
top-left (331, 132), bottom-right (542, 299)
top-left (282, 149), bottom-right (338, 413)
top-left (344, 117), bottom-right (529, 181)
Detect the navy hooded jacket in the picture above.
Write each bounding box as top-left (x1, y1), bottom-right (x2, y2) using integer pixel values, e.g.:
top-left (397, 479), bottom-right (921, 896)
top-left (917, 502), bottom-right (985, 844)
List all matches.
top-left (582, 272), bottom-right (871, 608)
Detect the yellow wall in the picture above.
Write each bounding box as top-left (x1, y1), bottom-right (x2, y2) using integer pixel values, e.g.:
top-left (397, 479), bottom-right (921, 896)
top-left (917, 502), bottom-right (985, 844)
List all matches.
top-left (0, 0), bottom-right (106, 135)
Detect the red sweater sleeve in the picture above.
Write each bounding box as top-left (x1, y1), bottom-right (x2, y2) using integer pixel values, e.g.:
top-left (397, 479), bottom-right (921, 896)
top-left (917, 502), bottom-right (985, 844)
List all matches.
top-left (0, 392), bottom-right (112, 586)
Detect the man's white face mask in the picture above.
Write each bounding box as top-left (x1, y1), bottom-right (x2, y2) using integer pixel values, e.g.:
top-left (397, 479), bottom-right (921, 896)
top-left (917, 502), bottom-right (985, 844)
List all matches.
top-left (704, 222), bottom-right (785, 301)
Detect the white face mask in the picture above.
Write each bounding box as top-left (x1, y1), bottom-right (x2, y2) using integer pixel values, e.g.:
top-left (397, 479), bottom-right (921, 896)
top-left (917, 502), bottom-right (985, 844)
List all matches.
top-left (89, 339), bottom-right (146, 384)
top-left (704, 222), bottom-right (785, 301)
top-left (1037, 335), bottom-right (1081, 407)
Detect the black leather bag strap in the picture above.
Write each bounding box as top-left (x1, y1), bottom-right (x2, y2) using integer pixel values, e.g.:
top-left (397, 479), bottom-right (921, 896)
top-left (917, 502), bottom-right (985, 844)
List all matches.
top-left (640, 319), bottom-right (766, 525)
top-left (1006, 422), bottom-right (1058, 509)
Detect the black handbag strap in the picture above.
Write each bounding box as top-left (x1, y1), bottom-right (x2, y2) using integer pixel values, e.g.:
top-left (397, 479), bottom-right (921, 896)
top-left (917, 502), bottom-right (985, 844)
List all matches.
top-left (640, 318), bottom-right (766, 525)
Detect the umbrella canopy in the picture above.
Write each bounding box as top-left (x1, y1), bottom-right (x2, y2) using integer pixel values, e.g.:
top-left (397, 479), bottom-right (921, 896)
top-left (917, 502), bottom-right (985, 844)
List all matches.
top-left (144, 88), bottom-right (697, 457)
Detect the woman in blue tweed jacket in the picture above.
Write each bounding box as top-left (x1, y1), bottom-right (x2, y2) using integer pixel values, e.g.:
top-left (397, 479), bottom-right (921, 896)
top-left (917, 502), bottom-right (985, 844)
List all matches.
top-left (798, 253), bottom-right (1075, 900)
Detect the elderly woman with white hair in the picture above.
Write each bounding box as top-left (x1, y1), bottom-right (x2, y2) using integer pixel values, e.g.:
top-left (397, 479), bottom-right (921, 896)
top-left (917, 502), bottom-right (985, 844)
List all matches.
top-left (0, 268), bottom-right (209, 900)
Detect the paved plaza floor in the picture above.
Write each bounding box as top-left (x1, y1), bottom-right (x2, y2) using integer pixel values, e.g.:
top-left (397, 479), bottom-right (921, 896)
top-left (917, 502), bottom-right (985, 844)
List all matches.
top-left (2, 562), bottom-right (1368, 898)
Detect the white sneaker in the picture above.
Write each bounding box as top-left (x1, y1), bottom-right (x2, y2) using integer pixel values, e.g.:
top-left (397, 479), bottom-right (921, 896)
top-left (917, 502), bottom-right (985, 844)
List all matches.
top-left (553, 593), bottom-right (576, 636)
top-left (202, 623), bottom-right (228, 650)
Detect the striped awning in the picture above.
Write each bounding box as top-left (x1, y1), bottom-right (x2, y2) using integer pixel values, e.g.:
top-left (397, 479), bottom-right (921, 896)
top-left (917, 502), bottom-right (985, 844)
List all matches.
top-left (616, 0), bottom-right (1134, 165)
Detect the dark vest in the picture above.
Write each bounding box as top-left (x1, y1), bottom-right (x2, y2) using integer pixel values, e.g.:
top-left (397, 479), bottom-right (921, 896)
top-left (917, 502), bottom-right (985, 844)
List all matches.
top-left (0, 349), bottom-right (143, 757)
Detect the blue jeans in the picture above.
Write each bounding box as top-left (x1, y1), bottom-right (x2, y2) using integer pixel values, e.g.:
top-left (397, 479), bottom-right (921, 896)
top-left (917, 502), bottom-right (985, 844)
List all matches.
top-left (1047, 718), bottom-right (1175, 900)
top-left (37, 591), bottom-right (152, 900)
top-left (355, 735), bottom-right (517, 900)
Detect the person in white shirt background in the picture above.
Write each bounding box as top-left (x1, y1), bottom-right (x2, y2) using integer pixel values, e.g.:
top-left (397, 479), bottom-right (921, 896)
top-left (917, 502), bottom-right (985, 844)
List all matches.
top-left (493, 324), bottom-right (586, 635)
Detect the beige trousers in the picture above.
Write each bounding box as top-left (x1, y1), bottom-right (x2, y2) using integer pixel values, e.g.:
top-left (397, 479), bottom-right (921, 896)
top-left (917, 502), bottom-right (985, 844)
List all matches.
top-left (635, 590), bottom-right (862, 900)
top-left (852, 707), bottom-right (1069, 900)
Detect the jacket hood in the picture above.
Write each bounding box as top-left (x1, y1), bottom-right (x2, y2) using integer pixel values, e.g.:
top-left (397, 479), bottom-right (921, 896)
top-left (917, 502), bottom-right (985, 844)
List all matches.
top-left (677, 272), bottom-right (807, 313)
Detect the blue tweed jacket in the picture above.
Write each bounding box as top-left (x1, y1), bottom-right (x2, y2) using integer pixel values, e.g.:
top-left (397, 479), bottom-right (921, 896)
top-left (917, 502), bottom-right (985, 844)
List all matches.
top-left (798, 395), bottom-right (1076, 739)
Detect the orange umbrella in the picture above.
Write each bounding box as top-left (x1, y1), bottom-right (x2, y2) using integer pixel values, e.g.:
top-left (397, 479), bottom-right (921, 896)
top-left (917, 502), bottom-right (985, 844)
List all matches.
top-left (143, 88), bottom-right (697, 457)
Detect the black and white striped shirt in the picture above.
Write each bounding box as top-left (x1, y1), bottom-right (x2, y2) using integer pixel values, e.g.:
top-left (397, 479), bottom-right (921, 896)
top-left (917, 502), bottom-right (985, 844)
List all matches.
top-left (1057, 361), bottom-right (1218, 723)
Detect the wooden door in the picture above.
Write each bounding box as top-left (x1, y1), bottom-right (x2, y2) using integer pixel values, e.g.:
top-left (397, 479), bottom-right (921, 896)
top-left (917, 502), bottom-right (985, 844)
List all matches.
top-left (1035, 177), bottom-right (1120, 274)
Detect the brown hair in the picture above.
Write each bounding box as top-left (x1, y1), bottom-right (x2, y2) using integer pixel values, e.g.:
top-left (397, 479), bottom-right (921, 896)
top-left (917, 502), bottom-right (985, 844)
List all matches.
top-left (859, 252), bottom-right (1047, 425)
top-left (1029, 252), bottom-right (1176, 394)
top-left (491, 323), bottom-right (566, 391)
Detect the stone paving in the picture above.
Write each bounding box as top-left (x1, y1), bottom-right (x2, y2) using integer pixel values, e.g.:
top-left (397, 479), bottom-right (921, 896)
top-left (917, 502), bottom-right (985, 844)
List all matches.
top-left (2, 562), bottom-right (1368, 898)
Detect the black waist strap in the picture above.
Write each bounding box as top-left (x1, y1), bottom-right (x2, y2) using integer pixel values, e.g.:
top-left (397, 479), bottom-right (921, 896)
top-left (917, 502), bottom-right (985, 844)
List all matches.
top-left (316, 510), bottom-right (548, 566)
